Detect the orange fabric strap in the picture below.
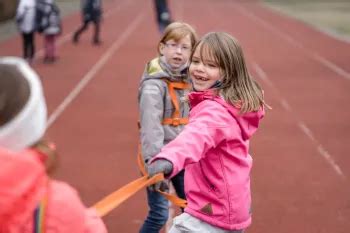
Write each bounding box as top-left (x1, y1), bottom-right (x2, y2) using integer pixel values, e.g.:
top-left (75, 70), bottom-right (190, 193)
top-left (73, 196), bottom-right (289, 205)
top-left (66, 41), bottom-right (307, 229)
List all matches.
top-left (162, 118), bottom-right (189, 126)
top-left (93, 174), bottom-right (164, 217)
top-left (137, 147), bottom-right (187, 208)
top-left (162, 80), bottom-right (190, 126)
top-left (92, 147), bottom-right (187, 217)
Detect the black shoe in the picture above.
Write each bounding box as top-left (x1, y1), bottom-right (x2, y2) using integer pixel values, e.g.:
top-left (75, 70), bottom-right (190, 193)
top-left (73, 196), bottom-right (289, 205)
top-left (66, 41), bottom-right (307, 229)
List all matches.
top-left (43, 56), bottom-right (57, 64)
top-left (72, 34), bottom-right (79, 44)
top-left (92, 39), bottom-right (102, 45)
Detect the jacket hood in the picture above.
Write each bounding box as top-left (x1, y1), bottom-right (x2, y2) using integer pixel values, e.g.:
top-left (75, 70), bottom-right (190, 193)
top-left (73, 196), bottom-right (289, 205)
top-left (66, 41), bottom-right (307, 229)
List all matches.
top-left (0, 148), bottom-right (47, 230)
top-left (140, 57), bottom-right (188, 84)
top-left (189, 90), bottom-right (265, 140)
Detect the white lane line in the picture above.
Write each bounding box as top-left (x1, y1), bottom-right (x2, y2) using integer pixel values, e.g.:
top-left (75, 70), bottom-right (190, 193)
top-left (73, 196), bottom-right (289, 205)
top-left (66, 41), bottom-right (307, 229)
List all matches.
top-left (252, 63), bottom-right (273, 87)
top-left (280, 98), bottom-right (292, 113)
top-left (252, 63), bottom-right (345, 179)
top-left (317, 145), bottom-right (345, 178)
top-left (47, 13), bottom-right (145, 127)
top-left (233, 3), bottom-right (350, 82)
top-left (313, 54), bottom-right (350, 81)
top-left (35, 0), bottom-right (130, 59)
top-left (298, 122), bottom-right (317, 143)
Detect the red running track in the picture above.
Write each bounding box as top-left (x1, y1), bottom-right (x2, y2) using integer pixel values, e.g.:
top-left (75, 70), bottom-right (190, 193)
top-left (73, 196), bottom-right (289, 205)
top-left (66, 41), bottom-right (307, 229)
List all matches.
top-left (1, 0), bottom-right (349, 232)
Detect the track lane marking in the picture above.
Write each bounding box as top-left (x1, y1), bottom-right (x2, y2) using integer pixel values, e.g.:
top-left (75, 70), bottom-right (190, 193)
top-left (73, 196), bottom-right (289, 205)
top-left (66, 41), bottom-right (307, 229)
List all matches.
top-left (252, 62), bottom-right (345, 179)
top-left (47, 13), bottom-right (145, 127)
top-left (233, 3), bottom-right (350, 81)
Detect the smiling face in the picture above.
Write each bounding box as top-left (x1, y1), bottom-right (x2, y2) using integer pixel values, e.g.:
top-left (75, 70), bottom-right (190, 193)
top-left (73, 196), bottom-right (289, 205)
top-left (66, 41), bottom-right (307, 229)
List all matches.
top-left (159, 34), bottom-right (192, 71)
top-left (189, 43), bottom-right (222, 91)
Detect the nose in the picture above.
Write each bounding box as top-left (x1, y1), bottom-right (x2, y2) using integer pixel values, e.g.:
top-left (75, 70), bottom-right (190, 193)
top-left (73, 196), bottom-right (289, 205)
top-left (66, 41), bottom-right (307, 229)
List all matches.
top-left (175, 46), bottom-right (183, 53)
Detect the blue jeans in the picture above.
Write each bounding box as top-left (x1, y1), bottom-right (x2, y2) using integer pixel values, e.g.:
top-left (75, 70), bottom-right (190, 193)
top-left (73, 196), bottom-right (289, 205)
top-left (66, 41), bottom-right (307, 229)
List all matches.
top-left (139, 170), bottom-right (186, 233)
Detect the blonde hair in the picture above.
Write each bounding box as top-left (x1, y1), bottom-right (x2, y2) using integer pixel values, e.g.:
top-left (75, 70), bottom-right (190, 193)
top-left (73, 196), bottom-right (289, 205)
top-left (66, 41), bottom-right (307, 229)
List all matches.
top-left (158, 22), bottom-right (198, 54)
top-left (191, 32), bottom-right (266, 113)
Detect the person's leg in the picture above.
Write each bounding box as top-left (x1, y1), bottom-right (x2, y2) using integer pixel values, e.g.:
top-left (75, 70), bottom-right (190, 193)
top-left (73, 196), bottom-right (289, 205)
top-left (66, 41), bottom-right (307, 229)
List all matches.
top-left (171, 169), bottom-right (186, 212)
top-left (28, 32), bottom-right (35, 61)
top-left (44, 35), bottom-right (56, 62)
top-left (51, 35), bottom-right (57, 59)
top-left (92, 20), bottom-right (101, 44)
top-left (44, 35), bottom-right (50, 60)
top-left (23, 33), bottom-right (34, 63)
top-left (154, 0), bottom-right (171, 32)
top-left (73, 21), bottom-right (89, 43)
top-left (22, 33), bottom-right (29, 59)
top-left (139, 188), bottom-right (169, 233)
top-left (47, 35), bottom-right (56, 59)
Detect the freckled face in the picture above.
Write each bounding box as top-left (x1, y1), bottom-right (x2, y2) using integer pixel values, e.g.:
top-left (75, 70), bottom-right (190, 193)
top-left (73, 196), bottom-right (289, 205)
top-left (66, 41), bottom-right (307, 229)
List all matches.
top-left (189, 45), bottom-right (222, 91)
top-left (159, 35), bottom-right (192, 71)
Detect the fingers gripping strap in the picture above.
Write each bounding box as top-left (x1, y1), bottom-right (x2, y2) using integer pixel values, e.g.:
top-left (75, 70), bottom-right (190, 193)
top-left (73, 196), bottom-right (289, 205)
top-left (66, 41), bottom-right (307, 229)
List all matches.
top-left (93, 152), bottom-right (187, 217)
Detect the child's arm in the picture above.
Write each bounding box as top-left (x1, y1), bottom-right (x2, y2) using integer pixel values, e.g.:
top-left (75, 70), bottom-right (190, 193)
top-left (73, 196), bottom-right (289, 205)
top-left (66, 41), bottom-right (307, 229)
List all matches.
top-left (151, 101), bottom-right (235, 177)
top-left (139, 80), bottom-right (166, 165)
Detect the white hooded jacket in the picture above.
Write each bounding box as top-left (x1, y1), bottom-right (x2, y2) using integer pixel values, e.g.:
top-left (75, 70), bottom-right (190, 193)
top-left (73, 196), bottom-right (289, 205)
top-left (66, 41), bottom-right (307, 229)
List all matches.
top-left (16, 0), bottom-right (37, 33)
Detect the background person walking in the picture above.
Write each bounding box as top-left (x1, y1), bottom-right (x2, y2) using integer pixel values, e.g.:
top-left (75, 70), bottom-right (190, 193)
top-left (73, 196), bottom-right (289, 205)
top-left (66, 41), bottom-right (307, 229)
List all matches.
top-left (153, 0), bottom-right (172, 33)
top-left (36, 0), bottom-right (62, 63)
top-left (15, 0), bottom-right (37, 63)
top-left (72, 0), bottom-right (102, 45)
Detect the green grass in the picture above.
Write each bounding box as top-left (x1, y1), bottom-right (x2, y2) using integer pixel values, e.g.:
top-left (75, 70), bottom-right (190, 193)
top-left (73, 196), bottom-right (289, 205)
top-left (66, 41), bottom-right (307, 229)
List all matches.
top-left (262, 0), bottom-right (350, 39)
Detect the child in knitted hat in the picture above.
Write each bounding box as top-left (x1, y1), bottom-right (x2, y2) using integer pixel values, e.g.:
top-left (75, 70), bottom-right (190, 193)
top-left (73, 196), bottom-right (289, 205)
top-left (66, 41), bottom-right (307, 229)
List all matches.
top-left (0, 57), bottom-right (107, 233)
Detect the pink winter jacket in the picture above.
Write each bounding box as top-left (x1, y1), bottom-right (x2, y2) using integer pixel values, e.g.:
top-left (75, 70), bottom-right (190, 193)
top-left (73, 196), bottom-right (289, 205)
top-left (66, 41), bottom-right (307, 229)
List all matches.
top-left (153, 90), bottom-right (265, 230)
top-left (0, 147), bottom-right (107, 233)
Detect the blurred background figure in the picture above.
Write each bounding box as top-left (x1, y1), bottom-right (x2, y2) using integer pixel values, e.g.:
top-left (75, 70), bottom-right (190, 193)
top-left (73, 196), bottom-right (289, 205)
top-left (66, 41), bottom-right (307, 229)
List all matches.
top-left (15, 0), bottom-right (37, 64)
top-left (153, 0), bottom-right (172, 33)
top-left (36, 0), bottom-right (62, 63)
top-left (72, 0), bottom-right (102, 45)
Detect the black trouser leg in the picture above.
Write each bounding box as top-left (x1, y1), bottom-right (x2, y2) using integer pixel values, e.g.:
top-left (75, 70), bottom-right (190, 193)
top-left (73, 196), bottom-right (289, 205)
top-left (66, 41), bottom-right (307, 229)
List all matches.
top-left (93, 20), bottom-right (100, 43)
top-left (22, 33), bottom-right (34, 59)
top-left (73, 21), bottom-right (89, 42)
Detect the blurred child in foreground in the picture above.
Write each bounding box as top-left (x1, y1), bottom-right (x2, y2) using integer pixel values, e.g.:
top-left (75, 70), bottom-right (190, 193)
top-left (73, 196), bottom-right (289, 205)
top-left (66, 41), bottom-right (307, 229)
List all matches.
top-left (0, 57), bottom-right (107, 233)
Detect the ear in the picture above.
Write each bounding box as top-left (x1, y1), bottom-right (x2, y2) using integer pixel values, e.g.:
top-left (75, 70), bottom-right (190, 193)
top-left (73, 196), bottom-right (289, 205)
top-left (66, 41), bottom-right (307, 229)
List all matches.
top-left (159, 43), bottom-right (165, 55)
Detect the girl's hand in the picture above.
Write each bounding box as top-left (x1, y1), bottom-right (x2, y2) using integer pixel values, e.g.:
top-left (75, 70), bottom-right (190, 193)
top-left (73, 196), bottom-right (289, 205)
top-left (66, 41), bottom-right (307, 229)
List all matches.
top-left (32, 140), bottom-right (57, 173)
top-left (147, 159), bottom-right (173, 192)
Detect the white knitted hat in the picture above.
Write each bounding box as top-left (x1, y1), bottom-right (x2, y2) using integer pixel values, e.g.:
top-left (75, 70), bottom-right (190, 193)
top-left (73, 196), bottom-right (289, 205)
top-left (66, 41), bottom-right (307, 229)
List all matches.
top-left (0, 57), bottom-right (47, 151)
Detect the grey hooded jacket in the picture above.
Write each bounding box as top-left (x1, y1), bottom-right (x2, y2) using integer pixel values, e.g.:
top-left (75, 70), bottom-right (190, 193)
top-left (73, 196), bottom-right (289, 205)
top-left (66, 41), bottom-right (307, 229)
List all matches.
top-left (138, 57), bottom-right (190, 163)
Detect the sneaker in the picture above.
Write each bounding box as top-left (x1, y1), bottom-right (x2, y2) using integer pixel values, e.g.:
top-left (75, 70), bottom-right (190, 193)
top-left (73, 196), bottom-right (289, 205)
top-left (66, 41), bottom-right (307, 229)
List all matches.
top-left (43, 56), bottom-right (57, 64)
top-left (92, 39), bottom-right (102, 46)
top-left (72, 34), bottom-right (79, 44)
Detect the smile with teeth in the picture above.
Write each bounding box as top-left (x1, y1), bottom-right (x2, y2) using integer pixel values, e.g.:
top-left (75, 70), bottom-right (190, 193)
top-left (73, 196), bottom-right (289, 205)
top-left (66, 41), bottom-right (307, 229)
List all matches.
top-left (193, 75), bottom-right (209, 81)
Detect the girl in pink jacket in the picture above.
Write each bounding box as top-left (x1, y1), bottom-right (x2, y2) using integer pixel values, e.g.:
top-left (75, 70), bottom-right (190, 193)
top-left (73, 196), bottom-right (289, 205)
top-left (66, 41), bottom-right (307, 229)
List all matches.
top-left (147, 32), bottom-right (267, 233)
top-left (0, 57), bottom-right (107, 233)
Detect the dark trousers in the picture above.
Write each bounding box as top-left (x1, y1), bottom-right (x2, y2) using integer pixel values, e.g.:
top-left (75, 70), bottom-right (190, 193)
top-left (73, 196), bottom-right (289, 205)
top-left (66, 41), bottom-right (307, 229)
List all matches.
top-left (22, 33), bottom-right (35, 59)
top-left (154, 0), bottom-right (171, 32)
top-left (139, 170), bottom-right (186, 233)
top-left (73, 19), bottom-right (100, 43)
